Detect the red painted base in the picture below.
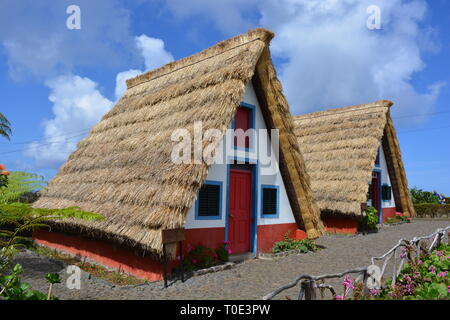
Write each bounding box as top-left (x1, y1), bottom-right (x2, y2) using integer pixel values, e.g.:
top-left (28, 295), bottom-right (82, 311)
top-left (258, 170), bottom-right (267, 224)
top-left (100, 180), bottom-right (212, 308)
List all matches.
top-left (33, 230), bottom-right (168, 281)
top-left (257, 223), bottom-right (305, 253)
top-left (33, 223), bottom-right (307, 280)
top-left (323, 219), bottom-right (359, 235)
top-left (381, 207), bottom-right (397, 223)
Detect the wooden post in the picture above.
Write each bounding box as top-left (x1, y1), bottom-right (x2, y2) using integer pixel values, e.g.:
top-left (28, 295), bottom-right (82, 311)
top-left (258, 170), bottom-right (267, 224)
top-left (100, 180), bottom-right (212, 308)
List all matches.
top-left (303, 280), bottom-right (317, 300)
top-left (179, 240), bottom-right (185, 283)
top-left (161, 228), bottom-right (186, 288)
top-left (162, 243), bottom-right (168, 288)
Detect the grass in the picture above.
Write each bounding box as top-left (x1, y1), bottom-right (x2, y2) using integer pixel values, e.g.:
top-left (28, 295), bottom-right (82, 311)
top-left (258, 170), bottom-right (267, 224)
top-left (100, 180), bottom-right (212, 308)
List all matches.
top-left (30, 244), bottom-right (148, 286)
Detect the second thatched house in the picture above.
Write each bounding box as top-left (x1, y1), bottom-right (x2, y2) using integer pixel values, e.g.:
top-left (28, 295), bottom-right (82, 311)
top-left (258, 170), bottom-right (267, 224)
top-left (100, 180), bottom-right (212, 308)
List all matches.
top-left (32, 28), bottom-right (324, 281)
top-left (293, 100), bottom-right (415, 234)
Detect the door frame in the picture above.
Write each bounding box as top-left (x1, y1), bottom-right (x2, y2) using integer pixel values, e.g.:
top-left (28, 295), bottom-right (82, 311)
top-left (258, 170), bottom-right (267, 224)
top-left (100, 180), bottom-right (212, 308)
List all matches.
top-left (372, 168), bottom-right (383, 224)
top-left (224, 161), bottom-right (259, 254)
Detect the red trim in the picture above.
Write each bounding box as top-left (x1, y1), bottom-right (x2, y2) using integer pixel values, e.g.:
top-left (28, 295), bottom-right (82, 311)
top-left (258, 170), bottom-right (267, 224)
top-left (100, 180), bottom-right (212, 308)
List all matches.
top-left (323, 219), bottom-right (358, 235)
top-left (257, 223), bottom-right (304, 253)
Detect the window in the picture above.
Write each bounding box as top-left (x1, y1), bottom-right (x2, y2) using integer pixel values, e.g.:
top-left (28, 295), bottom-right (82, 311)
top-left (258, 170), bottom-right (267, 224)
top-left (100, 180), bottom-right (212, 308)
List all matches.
top-left (233, 104), bottom-right (254, 149)
top-left (196, 181), bottom-right (222, 219)
top-left (382, 185), bottom-right (392, 201)
top-left (261, 185), bottom-right (279, 218)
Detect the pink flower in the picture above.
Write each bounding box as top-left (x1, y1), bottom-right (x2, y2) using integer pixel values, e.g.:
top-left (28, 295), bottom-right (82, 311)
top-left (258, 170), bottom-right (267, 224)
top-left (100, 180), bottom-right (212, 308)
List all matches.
top-left (369, 289), bottom-right (378, 296)
top-left (191, 258), bottom-right (197, 264)
top-left (438, 271), bottom-right (448, 278)
top-left (335, 295), bottom-right (345, 300)
top-left (417, 259), bottom-right (423, 265)
top-left (227, 247), bottom-right (232, 255)
top-left (413, 272), bottom-right (421, 279)
top-left (429, 265), bottom-right (436, 274)
top-left (399, 247), bottom-right (407, 259)
top-left (436, 251), bottom-right (444, 257)
top-left (448, 286), bottom-right (450, 294)
top-left (342, 275), bottom-right (355, 290)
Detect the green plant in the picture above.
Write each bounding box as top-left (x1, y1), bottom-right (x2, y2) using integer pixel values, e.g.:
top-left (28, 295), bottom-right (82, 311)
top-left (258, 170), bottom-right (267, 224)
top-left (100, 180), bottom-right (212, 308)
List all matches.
top-left (0, 202), bottom-right (103, 299)
top-left (410, 187), bottom-right (440, 204)
top-left (182, 245), bottom-right (215, 271)
top-left (414, 203), bottom-right (450, 218)
top-left (0, 263), bottom-right (47, 300)
top-left (45, 273), bottom-right (61, 300)
top-left (374, 243), bottom-right (449, 300)
top-left (215, 245), bottom-right (229, 262)
top-left (0, 171), bottom-right (46, 205)
top-left (271, 231), bottom-right (317, 254)
top-left (366, 206), bottom-right (378, 231)
top-left (0, 112), bottom-right (11, 140)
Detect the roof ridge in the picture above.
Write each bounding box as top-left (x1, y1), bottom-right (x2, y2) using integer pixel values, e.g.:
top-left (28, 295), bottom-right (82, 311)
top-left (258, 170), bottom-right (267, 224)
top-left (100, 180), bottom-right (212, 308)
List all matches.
top-left (126, 28), bottom-right (274, 89)
top-left (293, 100), bottom-right (393, 122)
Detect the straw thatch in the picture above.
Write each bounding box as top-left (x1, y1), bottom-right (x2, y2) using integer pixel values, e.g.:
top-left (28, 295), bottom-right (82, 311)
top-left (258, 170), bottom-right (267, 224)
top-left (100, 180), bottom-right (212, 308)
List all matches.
top-left (33, 28), bottom-right (324, 260)
top-left (293, 100), bottom-right (415, 219)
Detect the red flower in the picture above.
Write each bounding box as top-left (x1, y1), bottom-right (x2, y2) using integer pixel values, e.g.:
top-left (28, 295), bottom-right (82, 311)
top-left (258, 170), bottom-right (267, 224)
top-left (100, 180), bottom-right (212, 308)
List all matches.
top-left (2, 171), bottom-right (9, 176)
top-left (0, 164), bottom-right (4, 171)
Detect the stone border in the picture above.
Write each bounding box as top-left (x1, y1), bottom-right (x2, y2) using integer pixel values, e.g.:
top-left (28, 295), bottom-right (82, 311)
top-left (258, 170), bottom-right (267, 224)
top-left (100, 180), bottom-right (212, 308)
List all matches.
top-left (382, 221), bottom-right (412, 227)
top-left (190, 262), bottom-right (235, 276)
top-left (258, 249), bottom-right (310, 260)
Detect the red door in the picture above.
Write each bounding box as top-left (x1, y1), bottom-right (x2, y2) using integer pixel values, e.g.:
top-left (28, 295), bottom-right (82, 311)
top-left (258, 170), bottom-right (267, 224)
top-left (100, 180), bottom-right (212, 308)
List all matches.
top-left (228, 169), bottom-right (252, 253)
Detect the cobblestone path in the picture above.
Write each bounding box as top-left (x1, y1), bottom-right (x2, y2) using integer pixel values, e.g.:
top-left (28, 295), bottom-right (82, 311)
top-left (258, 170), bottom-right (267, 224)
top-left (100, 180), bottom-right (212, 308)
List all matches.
top-left (16, 220), bottom-right (448, 300)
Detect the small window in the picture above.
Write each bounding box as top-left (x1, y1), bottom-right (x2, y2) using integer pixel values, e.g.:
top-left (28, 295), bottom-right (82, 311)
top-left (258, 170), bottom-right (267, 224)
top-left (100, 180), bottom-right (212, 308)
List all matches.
top-left (382, 185), bottom-right (392, 201)
top-left (261, 185), bottom-right (279, 217)
top-left (233, 105), bottom-right (254, 148)
top-left (196, 181), bottom-right (222, 219)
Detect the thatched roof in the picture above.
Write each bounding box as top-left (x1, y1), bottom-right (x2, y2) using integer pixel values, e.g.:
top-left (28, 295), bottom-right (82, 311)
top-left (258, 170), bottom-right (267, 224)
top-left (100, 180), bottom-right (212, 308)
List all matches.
top-left (33, 28), bottom-right (324, 259)
top-left (293, 100), bottom-right (415, 219)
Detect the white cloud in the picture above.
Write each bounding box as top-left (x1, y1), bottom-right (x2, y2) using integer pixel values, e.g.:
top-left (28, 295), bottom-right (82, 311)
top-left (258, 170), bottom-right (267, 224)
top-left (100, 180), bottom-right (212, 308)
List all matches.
top-left (0, 0), bottom-right (137, 80)
top-left (163, 0), bottom-right (444, 125)
top-left (25, 33), bottom-right (175, 168)
top-left (115, 69), bottom-right (142, 100)
top-left (136, 35), bottom-right (174, 71)
top-left (25, 75), bottom-right (113, 168)
top-left (257, 0), bottom-right (444, 123)
top-left (114, 35), bottom-right (174, 100)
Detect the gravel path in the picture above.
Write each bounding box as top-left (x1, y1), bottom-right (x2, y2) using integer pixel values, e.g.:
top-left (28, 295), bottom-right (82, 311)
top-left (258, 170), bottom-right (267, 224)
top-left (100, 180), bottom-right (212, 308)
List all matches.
top-left (14, 220), bottom-right (449, 300)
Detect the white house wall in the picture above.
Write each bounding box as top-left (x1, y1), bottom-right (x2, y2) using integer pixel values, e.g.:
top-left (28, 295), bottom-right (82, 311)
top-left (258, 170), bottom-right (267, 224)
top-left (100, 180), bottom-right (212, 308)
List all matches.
top-left (379, 144), bottom-right (396, 209)
top-left (184, 82), bottom-right (296, 229)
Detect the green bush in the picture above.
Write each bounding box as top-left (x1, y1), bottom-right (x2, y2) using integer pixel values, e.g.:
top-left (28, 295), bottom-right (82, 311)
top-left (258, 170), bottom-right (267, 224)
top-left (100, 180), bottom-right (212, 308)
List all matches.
top-left (410, 187), bottom-right (440, 204)
top-left (413, 204), bottom-right (450, 218)
top-left (366, 206), bottom-right (379, 231)
top-left (271, 231), bottom-right (317, 254)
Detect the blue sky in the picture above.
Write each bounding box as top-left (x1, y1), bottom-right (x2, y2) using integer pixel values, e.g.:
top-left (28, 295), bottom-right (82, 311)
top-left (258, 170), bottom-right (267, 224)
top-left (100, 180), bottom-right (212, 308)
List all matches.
top-left (0, 0), bottom-right (449, 194)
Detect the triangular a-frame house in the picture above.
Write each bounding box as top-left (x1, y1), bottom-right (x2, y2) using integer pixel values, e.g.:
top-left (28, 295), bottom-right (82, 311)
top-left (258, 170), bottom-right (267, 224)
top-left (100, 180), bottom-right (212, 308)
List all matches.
top-left (293, 100), bottom-right (415, 234)
top-left (33, 28), bottom-right (324, 281)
